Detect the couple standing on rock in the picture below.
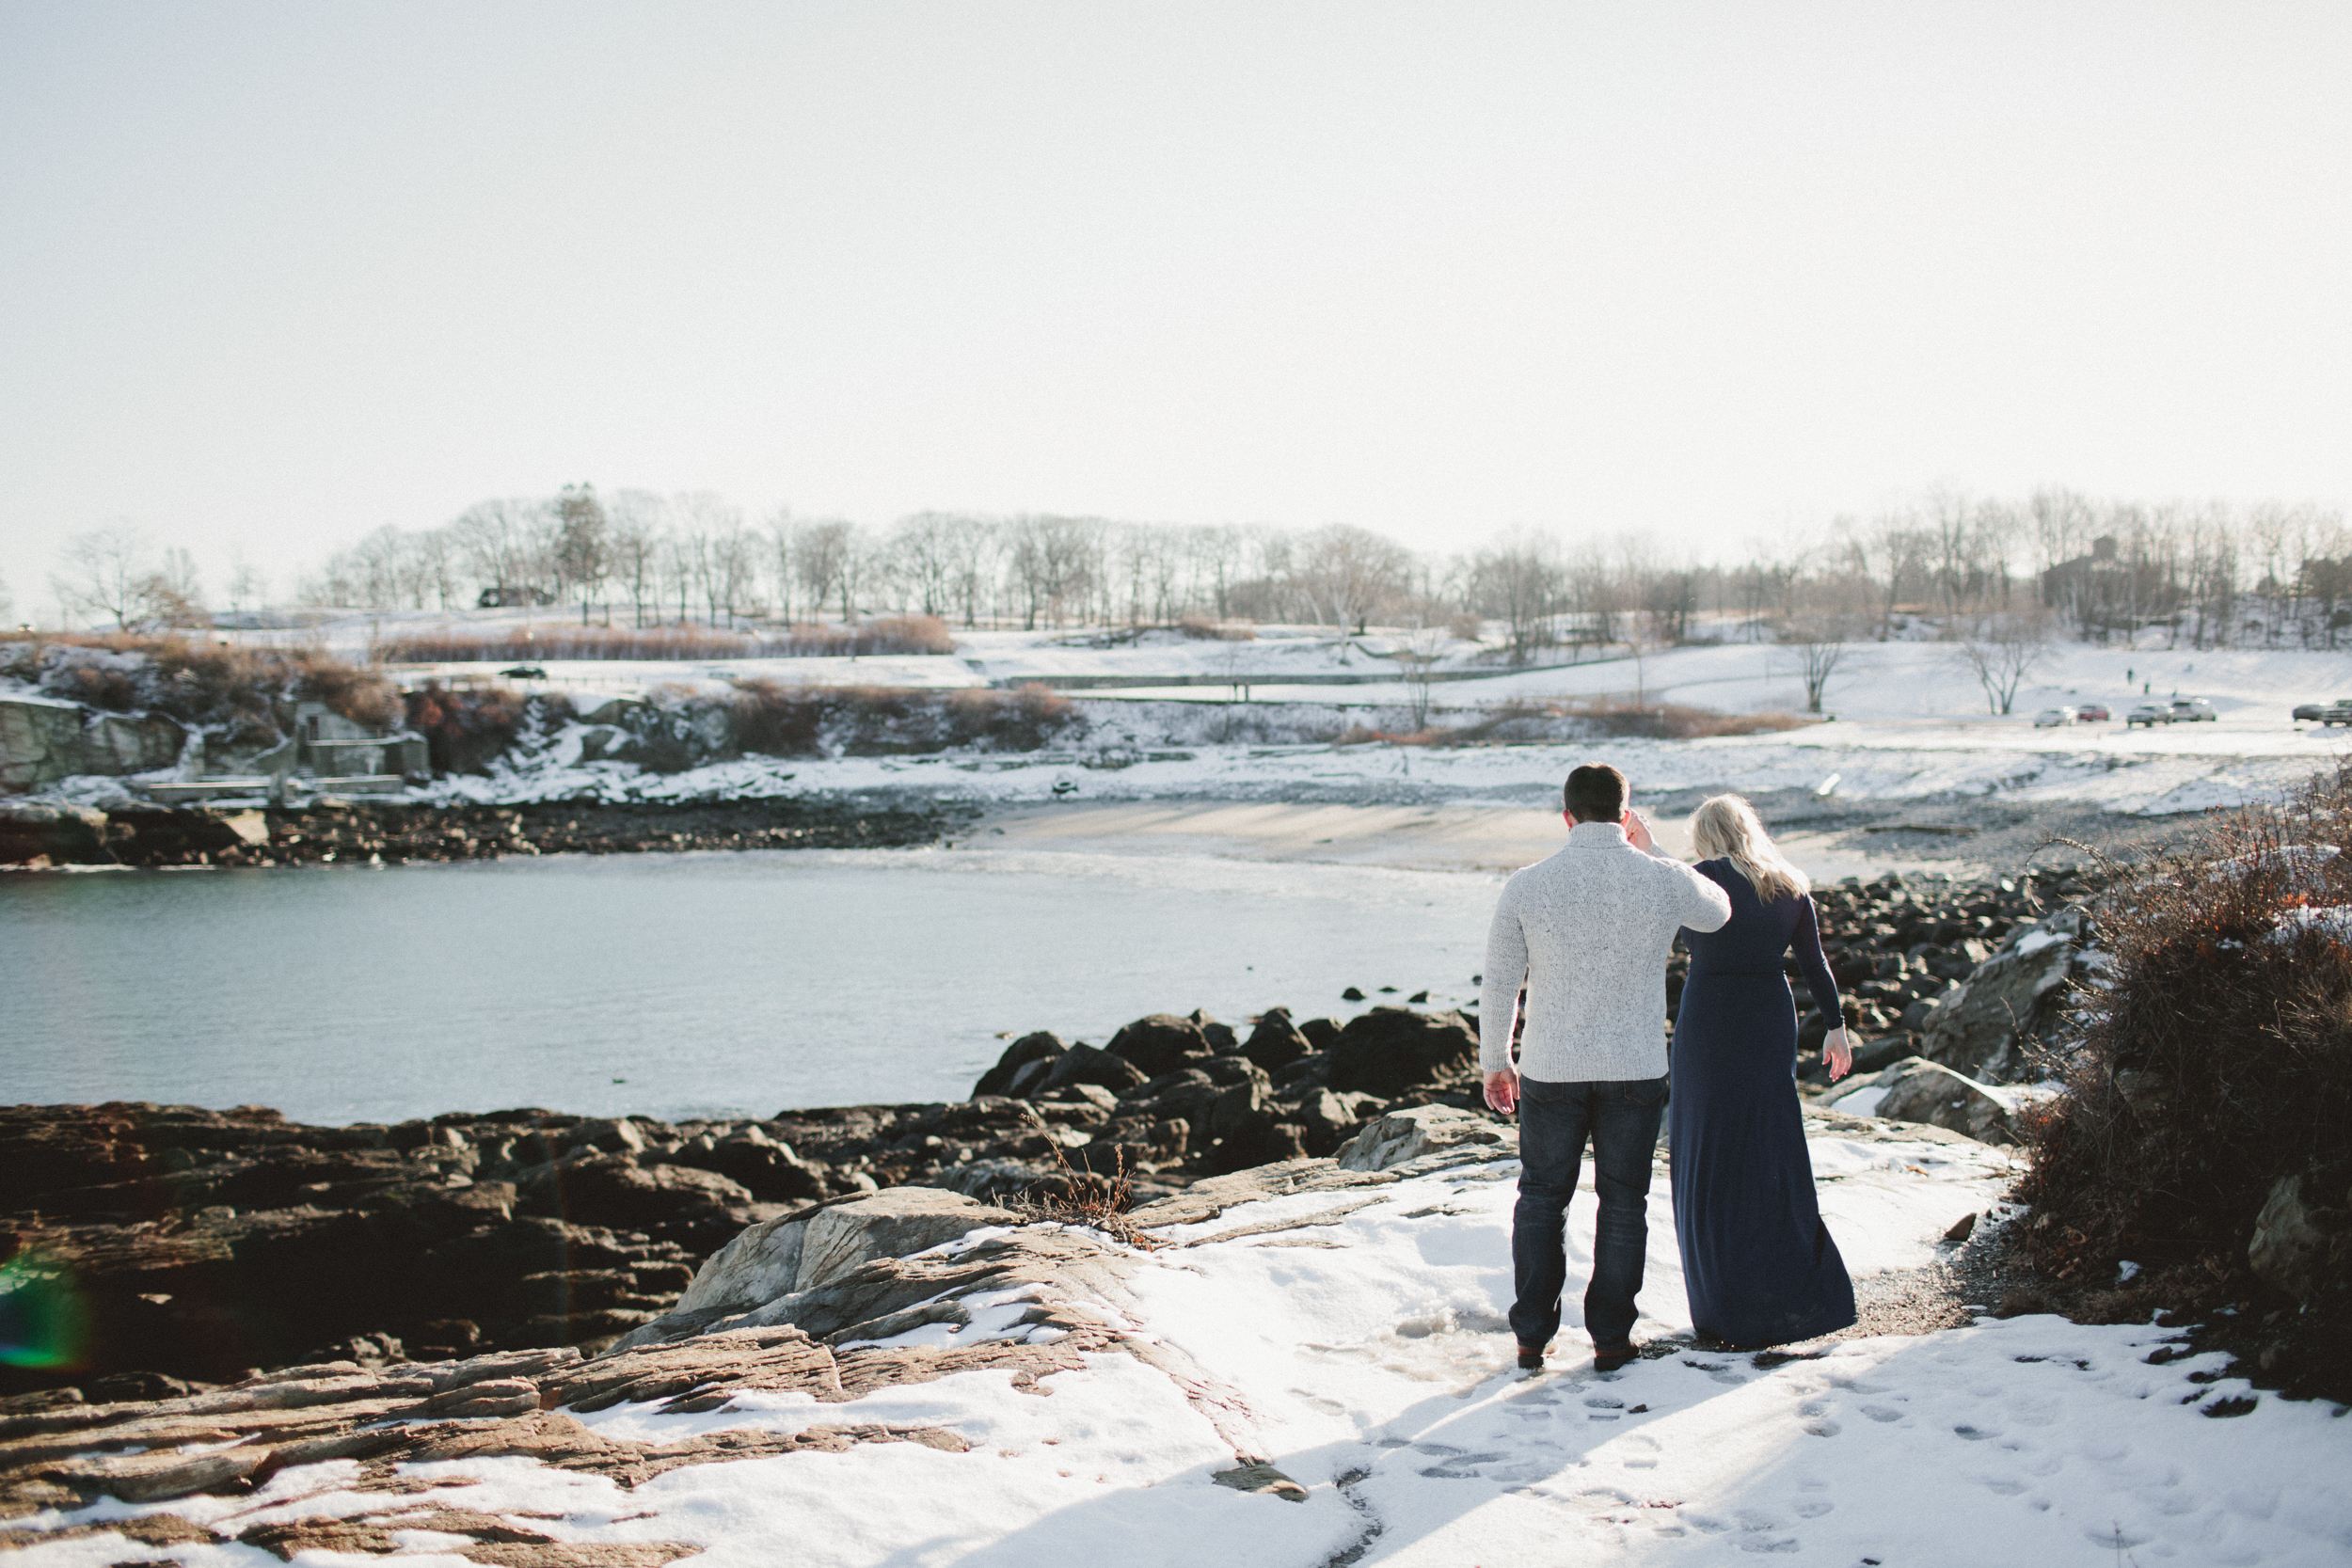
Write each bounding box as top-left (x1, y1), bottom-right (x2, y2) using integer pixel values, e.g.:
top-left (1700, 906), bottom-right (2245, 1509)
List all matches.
top-left (1482, 763), bottom-right (1856, 1372)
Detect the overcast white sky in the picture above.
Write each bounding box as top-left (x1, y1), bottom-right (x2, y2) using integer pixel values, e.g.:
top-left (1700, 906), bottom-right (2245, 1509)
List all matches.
top-left (2, 1), bottom-right (2347, 607)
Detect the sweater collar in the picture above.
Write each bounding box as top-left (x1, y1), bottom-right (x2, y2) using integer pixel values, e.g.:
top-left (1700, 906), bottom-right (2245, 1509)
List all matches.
top-left (1566, 821), bottom-right (1629, 847)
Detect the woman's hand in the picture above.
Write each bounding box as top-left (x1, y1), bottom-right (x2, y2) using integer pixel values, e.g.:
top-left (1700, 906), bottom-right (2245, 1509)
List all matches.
top-left (1824, 1026), bottom-right (1854, 1082)
top-left (1622, 807), bottom-right (1656, 853)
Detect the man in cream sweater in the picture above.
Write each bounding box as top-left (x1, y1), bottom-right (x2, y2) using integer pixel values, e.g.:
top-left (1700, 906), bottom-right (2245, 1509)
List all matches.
top-left (1481, 763), bottom-right (1733, 1372)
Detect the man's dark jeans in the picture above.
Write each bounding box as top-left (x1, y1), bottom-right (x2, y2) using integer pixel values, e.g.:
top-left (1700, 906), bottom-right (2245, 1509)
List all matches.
top-left (1510, 1074), bottom-right (1668, 1354)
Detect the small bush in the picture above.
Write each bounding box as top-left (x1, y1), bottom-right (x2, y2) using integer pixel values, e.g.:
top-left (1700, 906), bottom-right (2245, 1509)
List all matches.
top-left (405, 684), bottom-right (570, 774)
top-left (1173, 614), bottom-right (1254, 641)
top-left (377, 616), bottom-right (954, 663)
top-left (2014, 762), bottom-right (2352, 1393)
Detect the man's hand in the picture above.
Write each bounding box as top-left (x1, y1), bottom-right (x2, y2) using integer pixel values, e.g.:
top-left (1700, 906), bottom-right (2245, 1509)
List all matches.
top-left (1824, 1026), bottom-right (1854, 1081)
top-left (1484, 1069), bottom-right (1520, 1115)
top-left (1622, 806), bottom-right (1656, 853)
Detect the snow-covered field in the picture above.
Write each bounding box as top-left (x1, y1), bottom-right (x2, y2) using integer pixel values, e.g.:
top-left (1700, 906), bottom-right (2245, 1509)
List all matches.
top-left (25, 1127), bottom-right (2349, 1568)
top-left (377, 634), bottom-right (2352, 820)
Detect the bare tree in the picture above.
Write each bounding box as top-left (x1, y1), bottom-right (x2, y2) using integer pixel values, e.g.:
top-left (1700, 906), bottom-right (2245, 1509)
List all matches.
top-left (792, 519), bottom-right (855, 622)
top-left (1954, 610), bottom-right (2051, 715)
top-left (451, 499), bottom-right (549, 601)
top-left (1844, 513), bottom-right (1928, 641)
top-left (1468, 531), bottom-right (1558, 665)
top-left (890, 513), bottom-right (966, 619)
top-left (552, 483), bottom-right (611, 620)
top-left (53, 523), bottom-right (154, 629)
top-left (601, 491), bottom-right (663, 626)
top-left (1781, 607), bottom-right (1860, 714)
top-left (1293, 524), bottom-right (1408, 655)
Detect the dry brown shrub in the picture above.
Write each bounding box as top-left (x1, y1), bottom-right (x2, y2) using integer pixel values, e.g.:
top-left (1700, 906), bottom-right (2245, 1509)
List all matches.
top-left (1173, 614), bottom-right (1254, 641)
top-left (2, 632), bottom-right (398, 734)
top-left (1334, 700), bottom-right (1816, 747)
top-left (2014, 763), bottom-right (2352, 1386)
top-left (1006, 1111), bottom-right (1159, 1249)
top-left (405, 683), bottom-right (556, 773)
top-left (377, 616), bottom-right (954, 663)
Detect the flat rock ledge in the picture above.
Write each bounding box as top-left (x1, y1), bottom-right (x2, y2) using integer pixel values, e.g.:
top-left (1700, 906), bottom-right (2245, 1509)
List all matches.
top-left (0, 1139), bottom-right (1506, 1560)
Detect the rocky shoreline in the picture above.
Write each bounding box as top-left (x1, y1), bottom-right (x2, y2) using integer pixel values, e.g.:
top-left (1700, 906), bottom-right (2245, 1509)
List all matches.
top-left (0, 795), bottom-right (974, 868)
top-left (0, 865), bottom-right (2098, 1402)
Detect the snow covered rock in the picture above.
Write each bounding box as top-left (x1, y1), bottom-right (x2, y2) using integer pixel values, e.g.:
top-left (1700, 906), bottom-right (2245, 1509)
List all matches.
top-left (673, 1187), bottom-right (1019, 1322)
top-left (1335, 1103), bottom-right (1511, 1171)
top-left (2248, 1173), bottom-right (2351, 1304)
top-left (1870, 1057), bottom-right (2029, 1145)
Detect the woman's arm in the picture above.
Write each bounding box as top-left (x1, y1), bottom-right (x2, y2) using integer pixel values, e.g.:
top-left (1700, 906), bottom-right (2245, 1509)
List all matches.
top-left (1794, 895), bottom-right (1853, 1078)
top-left (1793, 895), bottom-right (1842, 1021)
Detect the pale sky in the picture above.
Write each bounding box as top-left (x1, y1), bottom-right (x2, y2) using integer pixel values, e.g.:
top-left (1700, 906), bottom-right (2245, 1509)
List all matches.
top-left (3, 1), bottom-right (2347, 607)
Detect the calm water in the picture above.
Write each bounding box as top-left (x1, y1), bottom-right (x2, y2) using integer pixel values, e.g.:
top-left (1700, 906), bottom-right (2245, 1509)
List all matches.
top-left (1, 847), bottom-right (1499, 1125)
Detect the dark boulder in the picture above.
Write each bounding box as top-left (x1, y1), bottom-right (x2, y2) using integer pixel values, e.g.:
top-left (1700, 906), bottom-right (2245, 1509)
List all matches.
top-left (1201, 1113), bottom-right (1310, 1174)
top-left (520, 1154), bottom-right (752, 1242)
top-left (1325, 1007), bottom-right (1481, 1099)
top-left (1107, 1014), bottom-right (1211, 1078)
top-left (1039, 1042), bottom-right (1149, 1096)
top-left (1242, 1008), bottom-right (1311, 1073)
top-left (1189, 1009), bottom-right (1240, 1053)
top-left (667, 1125), bottom-right (825, 1203)
top-left (1299, 1018), bottom-right (1343, 1051)
top-left (972, 1031), bottom-right (1068, 1099)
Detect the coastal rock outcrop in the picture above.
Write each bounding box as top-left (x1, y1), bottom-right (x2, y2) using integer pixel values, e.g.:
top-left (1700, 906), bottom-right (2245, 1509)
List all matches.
top-left (1336, 1104), bottom-right (1513, 1172)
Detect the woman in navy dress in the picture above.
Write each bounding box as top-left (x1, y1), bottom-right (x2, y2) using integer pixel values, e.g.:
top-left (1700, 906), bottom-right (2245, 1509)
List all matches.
top-left (1670, 795), bottom-right (1858, 1347)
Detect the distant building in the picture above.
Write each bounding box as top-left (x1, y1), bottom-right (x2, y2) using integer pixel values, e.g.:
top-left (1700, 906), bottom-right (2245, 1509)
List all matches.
top-left (477, 584), bottom-right (556, 609)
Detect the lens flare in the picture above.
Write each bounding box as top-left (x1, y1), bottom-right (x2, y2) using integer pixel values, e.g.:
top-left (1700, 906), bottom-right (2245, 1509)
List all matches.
top-left (0, 1251), bottom-right (91, 1370)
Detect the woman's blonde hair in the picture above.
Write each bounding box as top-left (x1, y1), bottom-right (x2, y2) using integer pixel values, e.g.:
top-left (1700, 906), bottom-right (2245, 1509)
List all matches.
top-left (1688, 794), bottom-right (1810, 904)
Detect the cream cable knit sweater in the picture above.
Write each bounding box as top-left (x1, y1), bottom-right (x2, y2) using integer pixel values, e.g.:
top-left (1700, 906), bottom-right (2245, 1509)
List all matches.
top-left (1478, 821), bottom-right (1734, 1082)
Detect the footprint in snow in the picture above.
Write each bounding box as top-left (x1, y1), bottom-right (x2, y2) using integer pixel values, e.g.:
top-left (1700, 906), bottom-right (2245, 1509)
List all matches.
top-left (1859, 1404), bottom-right (1905, 1423)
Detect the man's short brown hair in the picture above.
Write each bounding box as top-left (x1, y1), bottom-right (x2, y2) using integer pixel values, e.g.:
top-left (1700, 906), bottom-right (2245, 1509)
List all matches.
top-left (1564, 763), bottom-right (1629, 823)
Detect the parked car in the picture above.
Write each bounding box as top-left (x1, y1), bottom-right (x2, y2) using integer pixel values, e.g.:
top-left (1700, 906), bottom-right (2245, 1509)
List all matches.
top-left (2033, 707), bottom-right (2076, 727)
top-left (499, 664), bottom-right (548, 680)
top-left (2295, 702), bottom-right (2328, 721)
top-left (2126, 704), bottom-right (2170, 728)
top-left (2322, 700), bottom-right (2352, 728)
top-left (2169, 697), bottom-right (2217, 722)
top-left (2074, 703), bottom-right (2110, 722)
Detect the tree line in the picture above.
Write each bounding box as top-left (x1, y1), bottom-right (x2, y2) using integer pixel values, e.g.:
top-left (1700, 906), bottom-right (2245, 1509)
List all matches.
top-left (38, 486), bottom-right (2352, 667)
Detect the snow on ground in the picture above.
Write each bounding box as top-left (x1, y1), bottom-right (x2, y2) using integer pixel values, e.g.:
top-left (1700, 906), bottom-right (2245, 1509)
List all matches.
top-left (29, 626), bottom-right (2352, 817)
top-left (395, 711), bottom-right (2344, 819)
top-left (19, 1129), bottom-right (2351, 1567)
top-left (433, 635), bottom-right (2352, 817)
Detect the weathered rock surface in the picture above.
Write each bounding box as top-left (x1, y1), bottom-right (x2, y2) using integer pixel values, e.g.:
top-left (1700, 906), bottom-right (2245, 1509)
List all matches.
top-left (2248, 1174), bottom-right (2352, 1304)
top-left (1336, 1104), bottom-right (1513, 1172)
top-left (0, 697), bottom-right (183, 791)
top-left (672, 1189), bottom-right (1019, 1321)
top-left (1917, 911), bottom-right (2090, 1083)
top-left (1867, 1057), bottom-right (2029, 1146)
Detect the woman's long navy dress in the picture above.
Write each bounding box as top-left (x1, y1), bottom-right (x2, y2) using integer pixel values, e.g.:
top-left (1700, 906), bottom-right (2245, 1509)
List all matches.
top-left (1670, 860), bottom-right (1857, 1347)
